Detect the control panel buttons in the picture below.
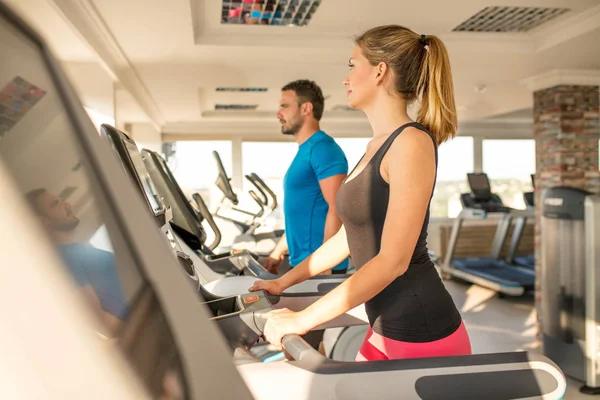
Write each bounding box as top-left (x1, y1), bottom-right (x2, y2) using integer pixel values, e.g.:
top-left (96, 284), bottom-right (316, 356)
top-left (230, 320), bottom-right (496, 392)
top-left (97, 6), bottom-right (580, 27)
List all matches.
top-left (243, 295), bottom-right (259, 304)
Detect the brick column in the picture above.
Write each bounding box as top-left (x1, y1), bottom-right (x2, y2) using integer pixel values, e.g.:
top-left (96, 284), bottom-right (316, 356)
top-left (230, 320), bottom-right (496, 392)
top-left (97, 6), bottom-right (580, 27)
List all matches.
top-left (533, 83), bottom-right (600, 341)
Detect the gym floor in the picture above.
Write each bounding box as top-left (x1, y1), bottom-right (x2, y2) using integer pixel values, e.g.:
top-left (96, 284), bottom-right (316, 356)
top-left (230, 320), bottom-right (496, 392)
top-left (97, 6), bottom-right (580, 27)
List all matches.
top-left (445, 279), bottom-right (585, 399)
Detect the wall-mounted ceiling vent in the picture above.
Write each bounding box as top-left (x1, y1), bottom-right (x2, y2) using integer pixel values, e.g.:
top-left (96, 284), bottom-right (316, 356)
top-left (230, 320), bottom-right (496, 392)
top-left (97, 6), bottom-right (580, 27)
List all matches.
top-left (216, 87), bottom-right (268, 92)
top-left (215, 104), bottom-right (259, 110)
top-left (222, 0), bottom-right (321, 27)
top-left (453, 6), bottom-right (570, 32)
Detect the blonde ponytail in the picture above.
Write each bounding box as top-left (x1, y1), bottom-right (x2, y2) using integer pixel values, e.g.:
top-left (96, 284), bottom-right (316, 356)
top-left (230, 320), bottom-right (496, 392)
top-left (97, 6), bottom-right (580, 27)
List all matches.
top-left (356, 26), bottom-right (458, 145)
top-left (416, 35), bottom-right (458, 144)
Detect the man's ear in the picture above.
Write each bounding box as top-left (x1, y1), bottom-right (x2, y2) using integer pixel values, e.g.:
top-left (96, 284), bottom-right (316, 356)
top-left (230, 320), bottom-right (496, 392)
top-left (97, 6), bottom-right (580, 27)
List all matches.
top-left (302, 102), bottom-right (314, 117)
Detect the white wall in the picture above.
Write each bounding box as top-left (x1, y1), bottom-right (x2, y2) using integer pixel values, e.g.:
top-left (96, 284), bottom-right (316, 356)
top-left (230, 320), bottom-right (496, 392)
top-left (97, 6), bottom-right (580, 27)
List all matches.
top-left (129, 123), bottom-right (162, 153)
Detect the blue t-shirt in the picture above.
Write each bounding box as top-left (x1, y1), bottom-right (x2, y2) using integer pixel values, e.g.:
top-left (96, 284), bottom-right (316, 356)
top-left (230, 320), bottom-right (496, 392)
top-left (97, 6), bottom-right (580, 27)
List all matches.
top-left (283, 131), bottom-right (349, 270)
top-left (57, 243), bottom-right (128, 319)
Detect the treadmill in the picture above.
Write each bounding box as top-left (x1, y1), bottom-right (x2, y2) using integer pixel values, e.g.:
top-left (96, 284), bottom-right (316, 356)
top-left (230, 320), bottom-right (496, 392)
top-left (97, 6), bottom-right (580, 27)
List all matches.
top-left (442, 173), bottom-right (535, 296)
top-left (0, 5), bottom-right (567, 397)
top-left (97, 135), bottom-right (568, 398)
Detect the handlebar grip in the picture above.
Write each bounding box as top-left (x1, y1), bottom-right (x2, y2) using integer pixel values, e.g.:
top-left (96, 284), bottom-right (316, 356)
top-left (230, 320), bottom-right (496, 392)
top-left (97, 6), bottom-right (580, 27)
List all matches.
top-left (281, 335), bottom-right (326, 363)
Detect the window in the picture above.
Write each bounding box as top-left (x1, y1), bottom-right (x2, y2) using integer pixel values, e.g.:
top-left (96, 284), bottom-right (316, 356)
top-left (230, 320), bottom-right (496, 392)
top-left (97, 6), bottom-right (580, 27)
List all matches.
top-left (431, 137), bottom-right (474, 218)
top-left (241, 139), bottom-right (371, 228)
top-left (242, 141), bottom-right (298, 228)
top-left (483, 139), bottom-right (535, 210)
top-left (166, 140), bottom-right (232, 210)
top-left (0, 15), bottom-right (187, 399)
top-left (334, 137), bottom-right (370, 171)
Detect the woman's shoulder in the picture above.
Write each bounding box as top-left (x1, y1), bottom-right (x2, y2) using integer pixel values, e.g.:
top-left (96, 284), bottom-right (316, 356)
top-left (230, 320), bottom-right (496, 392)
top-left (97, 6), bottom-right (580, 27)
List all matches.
top-left (389, 124), bottom-right (436, 153)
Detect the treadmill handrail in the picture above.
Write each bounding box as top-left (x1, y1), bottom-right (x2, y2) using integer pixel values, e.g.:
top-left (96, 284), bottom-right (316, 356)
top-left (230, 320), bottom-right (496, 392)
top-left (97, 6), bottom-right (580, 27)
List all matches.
top-left (192, 193), bottom-right (222, 251)
top-left (248, 190), bottom-right (265, 217)
top-left (250, 173), bottom-right (278, 211)
top-left (245, 174), bottom-right (268, 206)
top-left (504, 209), bottom-right (535, 264)
top-left (213, 150), bottom-right (239, 205)
top-left (282, 334), bottom-right (327, 364)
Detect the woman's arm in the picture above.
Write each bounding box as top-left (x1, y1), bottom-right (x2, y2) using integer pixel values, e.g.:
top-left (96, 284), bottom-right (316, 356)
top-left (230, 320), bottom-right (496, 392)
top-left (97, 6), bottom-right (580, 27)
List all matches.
top-left (293, 128), bottom-right (436, 331)
top-left (279, 225), bottom-right (350, 286)
top-left (250, 225), bottom-right (350, 293)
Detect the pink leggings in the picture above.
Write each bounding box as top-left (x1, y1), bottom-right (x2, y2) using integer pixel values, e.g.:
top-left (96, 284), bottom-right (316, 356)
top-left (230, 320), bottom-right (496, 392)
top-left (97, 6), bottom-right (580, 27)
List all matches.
top-left (355, 322), bottom-right (472, 361)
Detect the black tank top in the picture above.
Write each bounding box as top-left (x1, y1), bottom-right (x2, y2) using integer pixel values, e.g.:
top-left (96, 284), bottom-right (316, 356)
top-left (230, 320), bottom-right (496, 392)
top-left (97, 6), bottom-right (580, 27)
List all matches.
top-left (336, 122), bottom-right (461, 342)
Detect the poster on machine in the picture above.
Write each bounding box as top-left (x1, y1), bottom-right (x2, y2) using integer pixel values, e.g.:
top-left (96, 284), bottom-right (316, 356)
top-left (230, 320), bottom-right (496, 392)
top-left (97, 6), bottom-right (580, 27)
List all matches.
top-left (0, 76), bottom-right (46, 140)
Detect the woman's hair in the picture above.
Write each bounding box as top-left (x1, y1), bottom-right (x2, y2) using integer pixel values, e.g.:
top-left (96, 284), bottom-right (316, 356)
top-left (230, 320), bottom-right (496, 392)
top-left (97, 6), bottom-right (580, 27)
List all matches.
top-left (355, 25), bottom-right (457, 144)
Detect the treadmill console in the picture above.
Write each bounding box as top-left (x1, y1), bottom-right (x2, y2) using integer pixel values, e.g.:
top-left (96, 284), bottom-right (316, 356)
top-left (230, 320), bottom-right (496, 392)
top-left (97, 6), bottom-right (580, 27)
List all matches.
top-left (160, 223), bottom-right (272, 349)
top-left (204, 291), bottom-right (273, 349)
top-left (462, 173), bottom-right (509, 213)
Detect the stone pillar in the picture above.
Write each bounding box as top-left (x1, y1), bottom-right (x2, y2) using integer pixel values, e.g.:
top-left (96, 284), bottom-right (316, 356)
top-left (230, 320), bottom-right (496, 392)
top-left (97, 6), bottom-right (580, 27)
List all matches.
top-left (531, 78), bottom-right (600, 341)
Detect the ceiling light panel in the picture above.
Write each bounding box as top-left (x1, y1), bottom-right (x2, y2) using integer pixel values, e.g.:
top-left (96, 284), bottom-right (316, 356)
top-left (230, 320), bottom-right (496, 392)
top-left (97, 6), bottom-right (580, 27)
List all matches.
top-left (221, 0), bottom-right (321, 27)
top-left (453, 6), bottom-right (570, 32)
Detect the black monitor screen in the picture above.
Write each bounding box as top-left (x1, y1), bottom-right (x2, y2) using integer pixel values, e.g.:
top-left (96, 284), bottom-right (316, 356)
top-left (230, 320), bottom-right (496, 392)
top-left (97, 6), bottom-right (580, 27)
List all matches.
top-left (0, 10), bottom-right (187, 399)
top-left (123, 139), bottom-right (163, 216)
top-left (141, 149), bottom-right (207, 248)
top-left (467, 173), bottom-right (492, 200)
top-left (468, 173), bottom-right (489, 191)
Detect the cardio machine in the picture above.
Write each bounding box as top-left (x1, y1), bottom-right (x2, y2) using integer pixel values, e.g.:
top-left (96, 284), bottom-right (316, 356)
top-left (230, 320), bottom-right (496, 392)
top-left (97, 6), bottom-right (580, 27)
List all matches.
top-left (0, 4), bottom-right (567, 398)
top-left (442, 173), bottom-right (535, 296)
top-left (541, 186), bottom-right (600, 394)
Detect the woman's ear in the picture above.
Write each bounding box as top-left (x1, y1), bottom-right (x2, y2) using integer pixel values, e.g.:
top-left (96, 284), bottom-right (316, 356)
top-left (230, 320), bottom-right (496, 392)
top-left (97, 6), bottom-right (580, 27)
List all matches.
top-left (374, 62), bottom-right (388, 86)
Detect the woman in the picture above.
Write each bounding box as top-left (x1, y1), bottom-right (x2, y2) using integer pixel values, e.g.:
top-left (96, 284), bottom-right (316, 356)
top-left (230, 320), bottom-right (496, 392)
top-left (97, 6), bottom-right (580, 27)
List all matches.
top-left (249, 25), bottom-right (471, 361)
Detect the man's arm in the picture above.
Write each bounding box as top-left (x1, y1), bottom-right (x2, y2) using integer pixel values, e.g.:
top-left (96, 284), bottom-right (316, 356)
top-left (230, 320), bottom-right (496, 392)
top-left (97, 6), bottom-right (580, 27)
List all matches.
top-left (270, 232), bottom-right (288, 259)
top-left (81, 285), bottom-right (121, 336)
top-left (311, 139), bottom-right (349, 274)
top-left (265, 232), bottom-right (288, 273)
top-left (318, 174), bottom-right (346, 243)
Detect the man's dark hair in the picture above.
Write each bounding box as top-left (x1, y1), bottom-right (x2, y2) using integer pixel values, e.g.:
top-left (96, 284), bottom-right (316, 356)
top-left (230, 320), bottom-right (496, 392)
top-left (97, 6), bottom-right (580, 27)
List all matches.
top-left (25, 188), bottom-right (47, 214)
top-left (281, 79), bottom-right (325, 121)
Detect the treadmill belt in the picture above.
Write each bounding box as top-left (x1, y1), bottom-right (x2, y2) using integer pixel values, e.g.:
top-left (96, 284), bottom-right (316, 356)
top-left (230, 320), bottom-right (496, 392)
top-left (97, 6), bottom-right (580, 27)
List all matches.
top-left (513, 255), bottom-right (535, 269)
top-left (453, 258), bottom-right (535, 288)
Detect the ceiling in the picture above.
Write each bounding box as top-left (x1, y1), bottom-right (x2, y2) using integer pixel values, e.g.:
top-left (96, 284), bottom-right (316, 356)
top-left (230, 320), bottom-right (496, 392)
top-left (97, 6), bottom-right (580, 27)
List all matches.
top-left (4, 0), bottom-right (600, 139)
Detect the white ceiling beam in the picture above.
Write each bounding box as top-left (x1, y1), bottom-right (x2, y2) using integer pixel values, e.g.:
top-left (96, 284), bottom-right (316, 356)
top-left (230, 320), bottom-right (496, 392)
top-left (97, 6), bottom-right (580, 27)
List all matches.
top-left (532, 4), bottom-right (600, 53)
top-left (161, 117), bottom-right (533, 139)
top-left (49, 0), bottom-right (165, 130)
top-left (520, 69), bottom-right (600, 92)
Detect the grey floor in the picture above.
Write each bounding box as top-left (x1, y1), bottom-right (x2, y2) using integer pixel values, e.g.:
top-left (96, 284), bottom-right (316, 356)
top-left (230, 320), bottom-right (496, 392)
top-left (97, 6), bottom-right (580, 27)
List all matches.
top-left (444, 279), bottom-right (589, 400)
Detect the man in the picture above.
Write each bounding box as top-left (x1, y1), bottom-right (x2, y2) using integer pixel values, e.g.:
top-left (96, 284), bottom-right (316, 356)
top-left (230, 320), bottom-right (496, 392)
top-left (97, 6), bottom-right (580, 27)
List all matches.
top-left (265, 79), bottom-right (349, 275)
top-left (26, 188), bottom-right (127, 336)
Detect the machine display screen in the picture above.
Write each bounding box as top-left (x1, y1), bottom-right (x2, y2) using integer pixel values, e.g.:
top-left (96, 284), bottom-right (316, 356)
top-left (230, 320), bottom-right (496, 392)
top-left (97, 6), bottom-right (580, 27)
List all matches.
top-left (124, 140), bottom-right (164, 216)
top-left (468, 174), bottom-right (490, 191)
